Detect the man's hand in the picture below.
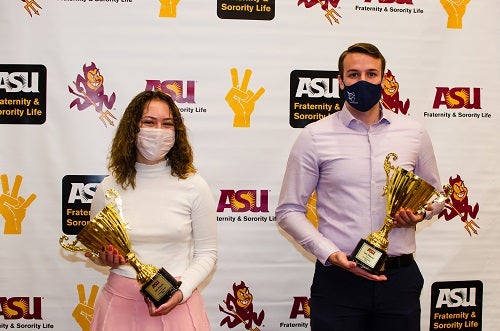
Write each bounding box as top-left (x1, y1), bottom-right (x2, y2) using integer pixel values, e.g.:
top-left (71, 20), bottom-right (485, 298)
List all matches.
top-left (328, 251), bottom-right (387, 281)
top-left (392, 205), bottom-right (433, 228)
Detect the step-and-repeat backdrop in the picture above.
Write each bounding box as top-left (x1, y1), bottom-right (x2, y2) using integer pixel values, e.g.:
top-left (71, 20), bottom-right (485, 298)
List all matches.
top-left (1, 1), bottom-right (499, 330)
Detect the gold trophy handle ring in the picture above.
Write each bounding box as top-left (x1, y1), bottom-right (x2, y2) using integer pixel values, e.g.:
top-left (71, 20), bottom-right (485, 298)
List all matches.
top-left (383, 153), bottom-right (398, 196)
top-left (59, 234), bottom-right (99, 258)
top-left (441, 184), bottom-right (453, 201)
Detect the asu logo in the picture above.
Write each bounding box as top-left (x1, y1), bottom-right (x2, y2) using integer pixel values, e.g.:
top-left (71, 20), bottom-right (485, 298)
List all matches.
top-left (435, 287), bottom-right (478, 308)
top-left (298, 0), bottom-right (342, 26)
top-left (0, 297), bottom-right (42, 319)
top-left (438, 174), bottom-right (480, 236)
top-left (0, 71), bottom-right (39, 93)
top-left (217, 190), bottom-right (269, 213)
top-left (430, 280), bottom-right (483, 330)
top-left (439, 0), bottom-right (471, 29)
top-left (145, 80), bottom-right (196, 104)
top-left (217, 0), bottom-right (275, 21)
top-left (62, 175), bottom-right (105, 235)
top-left (364, 0), bottom-right (413, 2)
top-left (279, 296), bottom-right (310, 328)
top-left (219, 281), bottom-right (265, 330)
top-left (433, 87), bottom-right (481, 110)
top-left (0, 174), bottom-right (37, 235)
top-left (68, 62), bottom-right (117, 127)
top-left (381, 69), bottom-right (410, 115)
top-left (290, 296), bottom-right (311, 319)
top-left (290, 70), bottom-right (342, 128)
top-left (0, 64), bottom-right (47, 125)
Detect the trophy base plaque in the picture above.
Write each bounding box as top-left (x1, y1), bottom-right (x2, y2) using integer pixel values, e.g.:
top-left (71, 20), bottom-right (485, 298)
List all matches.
top-left (141, 267), bottom-right (182, 308)
top-left (349, 239), bottom-right (387, 274)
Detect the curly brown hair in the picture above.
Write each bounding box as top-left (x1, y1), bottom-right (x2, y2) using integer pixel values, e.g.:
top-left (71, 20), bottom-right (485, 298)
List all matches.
top-left (108, 90), bottom-right (196, 189)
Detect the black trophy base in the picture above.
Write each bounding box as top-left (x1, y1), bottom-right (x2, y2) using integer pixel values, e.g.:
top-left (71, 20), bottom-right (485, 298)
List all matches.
top-left (140, 268), bottom-right (182, 308)
top-left (349, 238), bottom-right (387, 275)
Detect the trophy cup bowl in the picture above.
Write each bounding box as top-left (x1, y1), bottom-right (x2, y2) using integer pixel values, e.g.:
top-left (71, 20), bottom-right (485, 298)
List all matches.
top-left (350, 153), bottom-right (451, 274)
top-left (59, 189), bottom-right (181, 308)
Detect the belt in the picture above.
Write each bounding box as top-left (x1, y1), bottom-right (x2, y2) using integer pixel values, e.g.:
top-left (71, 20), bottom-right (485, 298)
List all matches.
top-left (383, 254), bottom-right (414, 270)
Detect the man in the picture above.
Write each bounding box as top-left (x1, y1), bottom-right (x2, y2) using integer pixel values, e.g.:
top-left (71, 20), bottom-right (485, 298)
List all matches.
top-left (275, 43), bottom-right (442, 331)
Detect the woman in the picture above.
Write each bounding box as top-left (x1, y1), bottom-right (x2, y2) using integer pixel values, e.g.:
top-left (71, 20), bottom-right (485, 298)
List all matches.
top-left (87, 90), bottom-right (217, 330)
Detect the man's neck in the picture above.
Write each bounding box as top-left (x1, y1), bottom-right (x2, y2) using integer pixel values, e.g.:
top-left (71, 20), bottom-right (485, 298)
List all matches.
top-left (346, 103), bottom-right (382, 127)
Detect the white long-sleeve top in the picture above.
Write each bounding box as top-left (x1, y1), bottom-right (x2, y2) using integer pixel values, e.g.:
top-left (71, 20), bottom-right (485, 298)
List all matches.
top-left (90, 161), bottom-right (217, 302)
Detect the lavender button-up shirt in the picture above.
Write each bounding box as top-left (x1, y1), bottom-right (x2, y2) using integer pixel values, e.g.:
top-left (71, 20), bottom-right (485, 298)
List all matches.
top-left (276, 106), bottom-right (442, 265)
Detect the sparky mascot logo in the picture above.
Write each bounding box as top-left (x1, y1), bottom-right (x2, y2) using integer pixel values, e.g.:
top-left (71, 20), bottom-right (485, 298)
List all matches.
top-left (219, 281), bottom-right (265, 330)
top-left (68, 62), bottom-right (117, 127)
top-left (298, 0), bottom-right (342, 26)
top-left (381, 69), bottom-right (410, 115)
top-left (438, 174), bottom-right (480, 236)
top-left (0, 174), bottom-right (36, 235)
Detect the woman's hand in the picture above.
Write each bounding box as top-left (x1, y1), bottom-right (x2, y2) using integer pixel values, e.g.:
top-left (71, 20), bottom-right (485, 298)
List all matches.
top-left (85, 244), bottom-right (125, 268)
top-left (146, 290), bottom-right (183, 316)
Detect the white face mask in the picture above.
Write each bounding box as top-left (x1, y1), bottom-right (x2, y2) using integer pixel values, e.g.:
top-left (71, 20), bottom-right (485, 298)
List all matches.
top-left (136, 128), bottom-right (175, 162)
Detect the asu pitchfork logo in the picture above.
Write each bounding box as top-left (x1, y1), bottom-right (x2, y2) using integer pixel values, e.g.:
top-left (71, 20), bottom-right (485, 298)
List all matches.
top-left (21, 0), bottom-right (42, 17)
top-left (298, 0), bottom-right (342, 26)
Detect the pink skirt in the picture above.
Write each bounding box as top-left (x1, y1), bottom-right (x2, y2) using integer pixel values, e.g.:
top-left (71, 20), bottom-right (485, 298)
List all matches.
top-left (90, 273), bottom-right (211, 331)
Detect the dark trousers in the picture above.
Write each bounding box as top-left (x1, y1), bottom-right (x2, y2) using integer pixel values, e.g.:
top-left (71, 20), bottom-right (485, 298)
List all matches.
top-left (310, 260), bottom-right (424, 331)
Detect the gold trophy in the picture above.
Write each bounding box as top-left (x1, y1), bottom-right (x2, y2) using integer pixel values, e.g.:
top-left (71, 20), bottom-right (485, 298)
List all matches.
top-left (350, 153), bottom-right (452, 274)
top-left (59, 189), bottom-right (181, 308)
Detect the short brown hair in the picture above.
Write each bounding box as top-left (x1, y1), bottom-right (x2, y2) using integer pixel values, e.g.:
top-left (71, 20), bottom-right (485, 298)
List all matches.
top-left (338, 43), bottom-right (386, 80)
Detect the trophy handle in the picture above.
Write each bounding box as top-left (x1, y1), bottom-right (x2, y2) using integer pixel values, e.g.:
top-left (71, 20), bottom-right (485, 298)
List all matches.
top-left (383, 153), bottom-right (398, 196)
top-left (105, 188), bottom-right (120, 210)
top-left (430, 184), bottom-right (453, 205)
top-left (442, 184), bottom-right (453, 200)
top-left (59, 234), bottom-right (99, 258)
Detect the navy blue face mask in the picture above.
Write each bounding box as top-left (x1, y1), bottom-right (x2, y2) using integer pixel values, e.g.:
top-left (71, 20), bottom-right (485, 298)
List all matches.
top-left (343, 80), bottom-right (382, 112)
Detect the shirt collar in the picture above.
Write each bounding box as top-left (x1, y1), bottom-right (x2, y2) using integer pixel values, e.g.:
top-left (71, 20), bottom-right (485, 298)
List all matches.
top-left (339, 103), bottom-right (392, 128)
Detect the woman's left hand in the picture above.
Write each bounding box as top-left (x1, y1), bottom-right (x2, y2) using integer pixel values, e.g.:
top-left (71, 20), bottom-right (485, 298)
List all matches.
top-left (146, 290), bottom-right (183, 316)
